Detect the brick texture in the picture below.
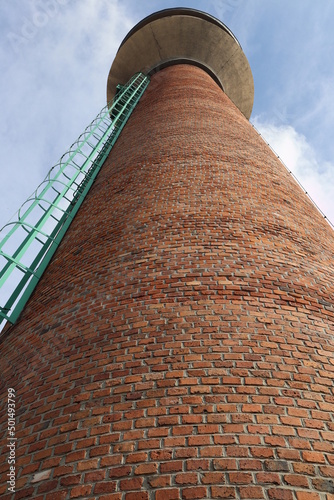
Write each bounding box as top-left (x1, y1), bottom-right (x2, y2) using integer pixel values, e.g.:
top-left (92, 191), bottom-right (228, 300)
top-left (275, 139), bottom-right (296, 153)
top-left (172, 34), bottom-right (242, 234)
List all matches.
top-left (1, 64), bottom-right (334, 499)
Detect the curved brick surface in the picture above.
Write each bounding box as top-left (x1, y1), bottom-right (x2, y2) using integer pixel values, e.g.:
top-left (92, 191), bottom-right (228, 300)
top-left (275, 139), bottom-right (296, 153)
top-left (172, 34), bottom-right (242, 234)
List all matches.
top-left (1, 65), bottom-right (334, 500)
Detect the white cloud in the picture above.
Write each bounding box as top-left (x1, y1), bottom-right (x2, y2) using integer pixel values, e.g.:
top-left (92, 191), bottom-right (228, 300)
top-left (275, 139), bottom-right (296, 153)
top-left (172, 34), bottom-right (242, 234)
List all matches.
top-left (252, 117), bottom-right (334, 226)
top-left (0, 0), bottom-right (134, 229)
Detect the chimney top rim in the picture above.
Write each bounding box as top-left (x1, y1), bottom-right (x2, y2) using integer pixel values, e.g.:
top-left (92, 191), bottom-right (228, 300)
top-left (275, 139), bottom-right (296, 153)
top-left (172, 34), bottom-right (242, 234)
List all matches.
top-left (107, 7), bottom-right (254, 119)
top-left (118, 7), bottom-right (241, 51)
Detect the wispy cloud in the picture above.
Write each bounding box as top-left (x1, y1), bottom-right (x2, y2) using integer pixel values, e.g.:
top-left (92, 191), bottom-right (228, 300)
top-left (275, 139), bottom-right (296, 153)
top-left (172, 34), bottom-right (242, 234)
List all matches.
top-left (0, 0), bottom-right (134, 228)
top-left (252, 117), bottom-right (334, 226)
top-left (244, 1), bottom-right (334, 163)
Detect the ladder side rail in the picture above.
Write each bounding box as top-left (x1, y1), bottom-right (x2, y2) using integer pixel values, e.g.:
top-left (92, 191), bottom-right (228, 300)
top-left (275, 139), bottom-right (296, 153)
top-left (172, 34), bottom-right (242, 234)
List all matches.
top-left (0, 73), bottom-right (150, 329)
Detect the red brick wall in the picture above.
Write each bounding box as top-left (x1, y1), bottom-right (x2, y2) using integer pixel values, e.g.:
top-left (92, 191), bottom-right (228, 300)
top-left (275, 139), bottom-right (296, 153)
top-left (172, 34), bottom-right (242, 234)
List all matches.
top-left (1, 65), bottom-right (334, 499)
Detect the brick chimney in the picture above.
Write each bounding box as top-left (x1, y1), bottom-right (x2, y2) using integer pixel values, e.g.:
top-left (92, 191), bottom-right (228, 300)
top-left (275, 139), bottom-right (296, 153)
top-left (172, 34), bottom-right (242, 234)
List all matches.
top-left (1, 8), bottom-right (334, 500)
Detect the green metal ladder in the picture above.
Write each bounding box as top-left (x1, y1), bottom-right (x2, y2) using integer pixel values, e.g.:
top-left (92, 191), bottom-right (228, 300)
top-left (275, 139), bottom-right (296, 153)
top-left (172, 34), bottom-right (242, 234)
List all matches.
top-left (0, 72), bottom-right (150, 331)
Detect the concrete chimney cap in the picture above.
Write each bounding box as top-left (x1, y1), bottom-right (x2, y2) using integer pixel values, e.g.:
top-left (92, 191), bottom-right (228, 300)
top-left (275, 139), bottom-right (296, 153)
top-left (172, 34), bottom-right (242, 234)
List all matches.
top-left (107, 8), bottom-right (254, 119)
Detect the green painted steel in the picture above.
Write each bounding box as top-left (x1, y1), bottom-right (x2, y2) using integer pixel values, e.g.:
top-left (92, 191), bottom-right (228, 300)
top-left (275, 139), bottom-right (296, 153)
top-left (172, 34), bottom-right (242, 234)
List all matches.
top-left (0, 72), bottom-right (150, 330)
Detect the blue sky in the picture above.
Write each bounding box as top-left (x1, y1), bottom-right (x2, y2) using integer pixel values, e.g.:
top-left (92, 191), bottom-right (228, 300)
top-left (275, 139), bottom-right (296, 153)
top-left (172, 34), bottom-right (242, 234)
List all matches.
top-left (0, 0), bottom-right (334, 231)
